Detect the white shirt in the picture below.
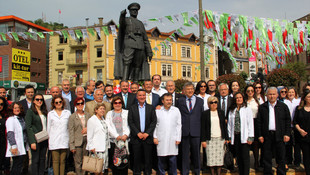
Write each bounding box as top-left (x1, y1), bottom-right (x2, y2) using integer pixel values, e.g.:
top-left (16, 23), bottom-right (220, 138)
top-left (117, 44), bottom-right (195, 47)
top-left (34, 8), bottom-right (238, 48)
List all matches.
top-left (268, 101), bottom-right (277, 131)
top-left (210, 111), bottom-right (221, 138)
top-left (39, 115), bottom-right (47, 131)
top-left (47, 109), bottom-right (71, 150)
top-left (152, 87), bottom-right (168, 97)
top-left (284, 98), bottom-right (300, 122)
top-left (247, 98), bottom-right (259, 119)
top-left (154, 106), bottom-right (182, 156)
top-left (197, 93), bottom-right (211, 111)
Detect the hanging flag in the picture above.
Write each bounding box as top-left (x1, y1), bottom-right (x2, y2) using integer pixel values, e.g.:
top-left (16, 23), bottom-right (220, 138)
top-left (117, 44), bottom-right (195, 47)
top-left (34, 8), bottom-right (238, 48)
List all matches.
top-left (59, 9), bottom-right (61, 14)
top-left (165, 16), bottom-right (174, 23)
top-left (75, 30), bottom-right (83, 39)
top-left (18, 32), bottom-right (28, 40)
top-left (81, 29), bottom-right (88, 38)
top-left (173, 14), bottom-right (181, 22)
top-left (87, 28), bottom-right (95, 36)
top-left (190, 17), bottom-right (198, 25)
top-left (48, 31), bottom-right (54, 36)
top-left (36, 32), bottom-right (45, 39)
top-left (61, 30), bottom-right (69, 40)
top-left (24, 32), bottom-right (33, 39)
top-left (55, 31), bottom-right (62, 36)
top-left (0, 33), bottom-right (6, 41)
top-left (68, 30), bottom-right (76, 40)
top-left (110, 25), bottom-right (117, 35)
top-left (181, 12), bottom-right (192, 27)
top-left (11, 32), bottom-right (19, 42)
top-left (7, 32), bottom-right (13, 39)
top-left (94, 27), bottom-right (101, 38)
top-left (148, 18), bottom-right (159, 22)
top-left (102, 26), bottom-right (109, 36)
top-left (176, 29), bottom-right (184, 37)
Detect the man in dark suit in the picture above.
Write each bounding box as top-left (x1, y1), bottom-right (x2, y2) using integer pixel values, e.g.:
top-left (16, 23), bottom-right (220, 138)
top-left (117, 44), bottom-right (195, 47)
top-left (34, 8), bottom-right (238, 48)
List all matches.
top-left (166, 80), bottom-right (184, 107)
top-left (128, 89), bottom-right (157, 175)
top-left (257, 87), bottom-right (291, 175)
top-left (217, 83), bottom-right (233, 119)
top-left (176, 82), bottom-right (204, 175)
top-left (115, 81), bottom-right (136, 109)
top-left (143, 80), bottom-right (161, 108)
top-left (19, 85), bottom-right (35, 112)
top-left (61, 79), bottom-right (76, 103)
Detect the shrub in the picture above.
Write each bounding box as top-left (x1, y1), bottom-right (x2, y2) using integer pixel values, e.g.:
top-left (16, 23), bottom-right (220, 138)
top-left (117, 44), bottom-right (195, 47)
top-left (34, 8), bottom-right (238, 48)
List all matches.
top-left (266, 68), bottom-right (300, 87)
top-left (174, 79), bottom-right (189, 93)
top-left (216, 74), bottom-right (246, 92)
top-left (239, 71), bottom-right (248, 81)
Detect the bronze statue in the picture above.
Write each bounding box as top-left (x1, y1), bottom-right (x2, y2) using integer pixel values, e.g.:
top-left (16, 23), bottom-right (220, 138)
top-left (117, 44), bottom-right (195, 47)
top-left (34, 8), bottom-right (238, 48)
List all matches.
top-left (114, 2), bottom-right (153, 82)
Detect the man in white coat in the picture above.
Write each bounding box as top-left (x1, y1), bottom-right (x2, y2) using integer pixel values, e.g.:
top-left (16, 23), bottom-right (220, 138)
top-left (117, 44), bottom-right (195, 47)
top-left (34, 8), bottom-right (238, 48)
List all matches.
top-left (154, 93), bottom-right (182, 175)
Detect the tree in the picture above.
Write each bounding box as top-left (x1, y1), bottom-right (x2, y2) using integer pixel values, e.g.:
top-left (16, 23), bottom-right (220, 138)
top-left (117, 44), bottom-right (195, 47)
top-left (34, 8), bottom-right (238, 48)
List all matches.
top-left (174, 79), bottom-right (189, 93)
top-left (239, 71), bottom-right (248, 81)
top-left (28, 19), bottom-right (68, 30)
top-left (283, 62), bottom-right (307, 81)
top-left (266, 68), bottom-right (300, 87)
top-left (216, 74), bottom-right (246, 92)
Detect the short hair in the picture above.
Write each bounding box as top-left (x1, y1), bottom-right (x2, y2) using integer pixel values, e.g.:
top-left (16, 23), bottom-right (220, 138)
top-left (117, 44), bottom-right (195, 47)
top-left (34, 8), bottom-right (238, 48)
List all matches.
top-left (95, 80), bottom-right (104, 88)
top-left (183, 82), bottom-right (194, 90)
top-left (62, 79), bottom-right (70, 84)
top-left (51, 95), bottom-right (66, 110)
top-left (120, 80), bottom-right (129, 86)
top-left (25, 85), bottom-right (35, 93)
top-left (218, 83), bottom-right (229, 90)
top-left (8, 102), bottom-right (24, 117)
top-left (131, 82), bottom-right (139, 87)
top-left (166, 80), bottom-right (175, 86)
top-left (266, 87), bottom-right (278, 94)
top-left (0, 86), bottom-right (5, 90)
top-left (104, 84), bottom-right (113, 92)
top-left (75, 86), bottom-right (85, 93)
top-left (94, 103), bottom-right (106, 116)
top-left (143, 79), bottom-right (152, 85)
top-left (94, 89), bottom-right (103, 95)
top-left (152, 74), bottom-right (161, 81)
top-left (111, 96), bottom-right (124, 109)
top-left (207, 96), bottom-right (219, 104)
top-left (161, 93), bottom-right (172, 100)
top-left (137, 89), bottom-right (146, 94)
top-left (73, 97), bottom-right (85, 107)
top-left (86, 80), bottom-right (95, 87)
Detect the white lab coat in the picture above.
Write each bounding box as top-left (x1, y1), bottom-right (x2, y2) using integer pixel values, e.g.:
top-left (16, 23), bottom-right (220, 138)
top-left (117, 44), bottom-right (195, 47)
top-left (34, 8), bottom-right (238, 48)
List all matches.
top-left (86, 115), bottom-right (110, 152)
top-left (5, 116), bottom-right (29, 157)
top-left (47, 109), bottom-right (71, 150)
top-left (228, 106), bottom-right (254, 145)
top-left (154, 106), bottom-right (182, 156)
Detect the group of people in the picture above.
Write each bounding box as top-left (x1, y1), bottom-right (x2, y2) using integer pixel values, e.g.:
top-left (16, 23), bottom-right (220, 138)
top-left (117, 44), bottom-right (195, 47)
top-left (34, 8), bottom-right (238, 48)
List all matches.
top-left (0, 74), bottom-right (309, 175)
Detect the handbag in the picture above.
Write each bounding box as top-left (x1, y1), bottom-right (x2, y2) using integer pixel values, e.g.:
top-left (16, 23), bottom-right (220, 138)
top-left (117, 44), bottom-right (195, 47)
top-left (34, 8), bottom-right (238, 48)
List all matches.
top-left (35, 130), bottom-right (49, 143)
top-left (223, 143), bottom-right (234, 170)
top-left (113, 141), bottom-right (129, 169)
top-left (82, 153), bottom-right (104, 173)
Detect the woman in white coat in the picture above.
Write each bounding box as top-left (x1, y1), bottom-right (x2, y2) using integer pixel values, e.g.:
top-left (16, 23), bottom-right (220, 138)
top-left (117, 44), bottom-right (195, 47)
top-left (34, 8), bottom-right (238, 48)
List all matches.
top-left (87, 103), bottom-right (110, 175)
top-left (228, 92), bottom-right (254, 175)
top-left (6, 102), bottom-right (29, 175)
top-left (106, 96), bottom-right (130, 175)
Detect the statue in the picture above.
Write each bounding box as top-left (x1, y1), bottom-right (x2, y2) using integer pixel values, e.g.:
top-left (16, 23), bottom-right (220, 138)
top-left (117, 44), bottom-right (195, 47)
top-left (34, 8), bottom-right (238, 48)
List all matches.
top-left (114, 2), bottom-right (153, 82)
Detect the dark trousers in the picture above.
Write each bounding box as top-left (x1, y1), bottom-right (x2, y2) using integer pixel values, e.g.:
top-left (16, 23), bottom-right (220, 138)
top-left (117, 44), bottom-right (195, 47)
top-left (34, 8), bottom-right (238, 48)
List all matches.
top-left (285, 130), bottom-right (301, 165)
top-left (234, 134), bottom-right (250, 175)
top-left (31, 140), bottom-right (48, 175)
top-left (301, 141), bottom-right (310, 175)
top-left (131, 141), bottom-right (153, 175)
top-left (11, 155), bottom-right (25, 175)
top-left (108, 142), bottom-right (128, 175)
top-left (262, 132), bottom-right (286, 175)
top-left (181, 136), bottom-right (200, 175)
top-left (158, 156), bottom-right (177, 175)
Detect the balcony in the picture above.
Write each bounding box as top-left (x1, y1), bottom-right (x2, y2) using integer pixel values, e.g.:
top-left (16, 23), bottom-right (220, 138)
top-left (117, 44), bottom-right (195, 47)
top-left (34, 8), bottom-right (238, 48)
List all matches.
top-left (69, 40), bottom-right (87, 48)
top-left (66, 57), bottom-right (87, 67)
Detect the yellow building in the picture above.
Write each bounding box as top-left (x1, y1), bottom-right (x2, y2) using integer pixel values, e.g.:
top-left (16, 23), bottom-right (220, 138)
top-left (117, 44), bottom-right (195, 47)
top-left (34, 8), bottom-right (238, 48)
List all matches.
top-left (106, 27), bottom-right (216, 85)
top-left (49, 19), bottom-right (110, 87)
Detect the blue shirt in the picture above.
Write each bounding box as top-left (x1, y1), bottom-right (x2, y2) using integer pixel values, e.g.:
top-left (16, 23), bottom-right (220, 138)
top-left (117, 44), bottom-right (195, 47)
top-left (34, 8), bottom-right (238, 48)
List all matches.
top-left (62, 91), bottom-right (72, 102)
top-left (138, 102), bottom-right (146, 132)
top-left (186, 95), bottom-right (196, 112)
top-left (85, 92), bottom-right (94, 101)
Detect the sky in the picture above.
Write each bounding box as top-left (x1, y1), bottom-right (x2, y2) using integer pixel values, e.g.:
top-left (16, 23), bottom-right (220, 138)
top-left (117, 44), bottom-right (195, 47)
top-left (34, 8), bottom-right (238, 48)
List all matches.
top-left (1, 0), bottom-right (310, 35)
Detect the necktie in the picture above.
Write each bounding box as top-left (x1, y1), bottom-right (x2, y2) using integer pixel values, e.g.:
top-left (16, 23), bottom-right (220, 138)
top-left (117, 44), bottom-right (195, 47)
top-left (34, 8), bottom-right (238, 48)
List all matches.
top-left (124, 94), bottom-right (128, 108)
top-left (188, 98), bottom-right (192, 113)
top-left (221, 97), bottom-right (226, 113)
top-left (147, 93), bottom-right (151, 104)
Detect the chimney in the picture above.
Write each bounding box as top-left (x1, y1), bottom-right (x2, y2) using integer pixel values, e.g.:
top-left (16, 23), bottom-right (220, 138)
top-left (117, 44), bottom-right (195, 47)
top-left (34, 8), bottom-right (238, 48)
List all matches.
top-left (98, 17), bottom-right (103, 26)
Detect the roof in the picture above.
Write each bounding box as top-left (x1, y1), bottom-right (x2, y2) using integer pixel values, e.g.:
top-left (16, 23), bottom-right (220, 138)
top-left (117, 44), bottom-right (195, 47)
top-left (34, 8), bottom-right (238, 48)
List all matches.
top-left (146, 28), bottom-right (197, 40)
top-left (0, 15), bottom-right (52, 31)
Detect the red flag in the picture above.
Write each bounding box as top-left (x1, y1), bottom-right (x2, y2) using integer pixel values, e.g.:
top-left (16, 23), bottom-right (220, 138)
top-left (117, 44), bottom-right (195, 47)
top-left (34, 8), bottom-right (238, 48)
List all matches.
top-left (246, 37), bottom-right (249, 49)
top-left (282, 29), bottom-right (287, 44)
top-left (268, 29), bottom-right (273, 42)
top-left (266, 41), bottom-right (270, 53)
top-left (300, 31), bottom-right (304, 45)
top-left (248, 29), bottom-right (253, 40)
top-left (223, 28), bottom-right (227, 45)
top-left (227, 16), bottom-right (232, 35)
top-left (256, 38), bottom-right (260, 51)
top-left (234, 33), bottom-right (239, 51)
top-left (59, 9), bottom-right (61, 14)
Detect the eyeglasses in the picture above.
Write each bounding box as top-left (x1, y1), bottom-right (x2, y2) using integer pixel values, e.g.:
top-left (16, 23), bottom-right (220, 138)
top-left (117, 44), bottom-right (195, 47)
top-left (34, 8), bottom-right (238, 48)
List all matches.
top-left (55, 101), bottom-right (62, 105)
top-left (255, 87), bottom-right (262, 89)
top-left (35, 98), bottom-right (44, 102)
top-left (209, 101), bottom-right (217, 104)
top-left (0, 103), bottom-right (4, 106)
top-left (76, 102), bottom-right (84, 106)
top-left (114, 102), bottom-right (122, 105)
top-left (200, 86), bottom-right (206, 88)
top-left (281, 91), bottom-right (287, 93)
top-left (247, 90), bottom-right (254, 93)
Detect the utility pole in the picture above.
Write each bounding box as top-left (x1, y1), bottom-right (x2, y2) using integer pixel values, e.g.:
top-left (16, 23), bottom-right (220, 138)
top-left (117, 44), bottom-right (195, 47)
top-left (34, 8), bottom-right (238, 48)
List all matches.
top-left (199, 0), bottom-right (205, 80)
top-left (86, 18), bottom-right (90, 81)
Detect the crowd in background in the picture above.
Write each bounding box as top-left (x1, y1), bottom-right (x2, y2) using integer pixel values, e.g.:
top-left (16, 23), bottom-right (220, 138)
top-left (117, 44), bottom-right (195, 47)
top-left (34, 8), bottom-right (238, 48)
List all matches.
top-left (0, 74), bottom-right (309, 175)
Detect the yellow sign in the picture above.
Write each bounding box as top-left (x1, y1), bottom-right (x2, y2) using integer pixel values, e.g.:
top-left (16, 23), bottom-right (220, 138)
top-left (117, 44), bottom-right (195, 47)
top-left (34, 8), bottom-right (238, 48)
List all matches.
top-left (12, 48), bottom-right (30, 65)
top-left (12, 48), bottom-right (31, 82)
top-left (12, 70), bottom-right (31, 82)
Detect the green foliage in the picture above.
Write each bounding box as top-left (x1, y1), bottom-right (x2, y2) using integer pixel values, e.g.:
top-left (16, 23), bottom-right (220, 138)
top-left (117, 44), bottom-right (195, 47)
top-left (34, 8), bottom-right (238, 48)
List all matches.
top-left (216, 74), bottom-right (246, 92)
top-left (28, 19), bottom-right (68, 30)
top-left (266, 68), bottom-right (300, 87)
top-left (174, 79), bottom-right (189, 93)
top-left (283, 62), bottom-right (307, 81)
top-left (239, 71), bottom-right (248, 81)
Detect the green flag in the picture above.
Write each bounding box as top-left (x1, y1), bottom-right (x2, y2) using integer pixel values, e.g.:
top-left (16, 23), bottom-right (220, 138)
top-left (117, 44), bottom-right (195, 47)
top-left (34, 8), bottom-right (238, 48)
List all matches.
top-left (61, 30), bottom-right (69, 40)
top-left (176, 29), bottom-right (184, 37)
top-left (148, 18), bottom-right (158, 22)
top-left (48, 31), bottom-right (54, 36)
top-left (24, 32), bottom-right (33, 39)
top-left (87, 28), bottom-right (95, 36)
top-left (102, 26), bottom-right (109, 36)
top-left (190, 17), bottom-right (198, 25)
top-left (75, 30), bottom-right (83, 39)
top-left (181, 12), bottom-right (192, 27)
top-left (36, 32), bottom-right (45, 39)
top-left (165, 16), bottom-right (174, 23)
top-left (206, 10), bottom-right (214, 23)
top-left (11, 32), bottom-right (19, 42)
top-left (0, 33), bottom-right (6, 41)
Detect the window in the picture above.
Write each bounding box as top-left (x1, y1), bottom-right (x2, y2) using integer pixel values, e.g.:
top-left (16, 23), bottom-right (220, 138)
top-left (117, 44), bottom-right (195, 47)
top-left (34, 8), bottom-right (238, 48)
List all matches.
top-left (162, 64), bottom-right (172, 77)
top-left (181, 46), bottom-right (191, 58)
top-left (206, 67), bottom-right (209, 78)
top-left (15, 22), bottom-right (27, 32)
top-left (76, 50), bottom-right (83, 63)
top-left (97, 48), bottom-right (102, 58)
top-left (58, 71), bottom-right (63, 84)
top-left (161, 45), bottom-right (172, 56)
top-left (97, 69), bottom-right (102, 81)
top-left (31, 57), bottom-right (38, 63)
top-left (38, 59), bottom-right (41, 63)
top-left (239, 62), bottom-right (243, 71)
top-left (182, 65), bottom-right (192, 77)
top-left (59, 35), bottom-right (67, 43)
top-left (239, 50), bottom-right (243, 57)
top-left (58, 52), bottom-right (63, 61)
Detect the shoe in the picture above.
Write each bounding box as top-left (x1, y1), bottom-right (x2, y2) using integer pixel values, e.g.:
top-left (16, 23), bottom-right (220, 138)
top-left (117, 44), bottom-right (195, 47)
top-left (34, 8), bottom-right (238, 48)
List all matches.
top-left (285, 164), bottom-right (289, 171)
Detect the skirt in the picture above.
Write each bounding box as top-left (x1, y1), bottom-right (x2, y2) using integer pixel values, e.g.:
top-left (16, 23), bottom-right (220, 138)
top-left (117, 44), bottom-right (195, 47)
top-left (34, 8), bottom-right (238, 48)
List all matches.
top-left (91, 151), bottom-right (109, 172)
top-left (206, 137), bottom-right (225, 167)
